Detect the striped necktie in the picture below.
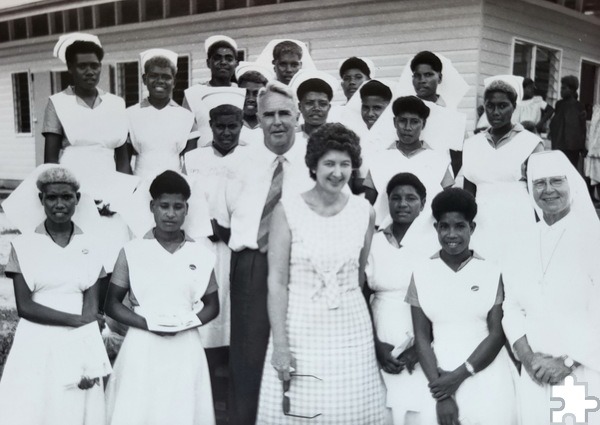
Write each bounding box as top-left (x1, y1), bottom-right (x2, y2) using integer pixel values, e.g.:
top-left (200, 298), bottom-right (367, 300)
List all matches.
top-left (257, 155), bottom-right (285, 253)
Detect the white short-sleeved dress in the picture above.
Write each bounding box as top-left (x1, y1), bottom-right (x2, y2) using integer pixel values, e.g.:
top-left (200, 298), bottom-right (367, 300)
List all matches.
top-left (184, 144), bottom-right (249, 348)
top-left (406, 252), bottom-right (517, 425)
top-left (127, 98), bottom-right (195, 181)
top-left (43, 87), bottom-right (136, 272)
top-left (366, 229), bottom-right (434, 424)
top-left (461, 127), bottom-right (541, 264)
top-left (104, 231), bottom-right (216, 425)
top-left (256, 194), bottom-right (387, 424)
top-left (0, 224), bottom-right (106, 425)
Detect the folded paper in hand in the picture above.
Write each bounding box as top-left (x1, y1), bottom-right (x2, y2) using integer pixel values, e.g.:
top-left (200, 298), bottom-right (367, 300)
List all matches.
top-left (145, 311), bottom-right (201, 333)
top-left (56, 322), bottom-right (112, 387)
top-left (390, 332), bottom-right (414, 358)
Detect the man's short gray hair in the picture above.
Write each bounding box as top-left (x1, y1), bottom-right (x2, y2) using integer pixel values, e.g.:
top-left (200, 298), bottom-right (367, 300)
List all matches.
top-left (257, 80), bottom-right (299, 116)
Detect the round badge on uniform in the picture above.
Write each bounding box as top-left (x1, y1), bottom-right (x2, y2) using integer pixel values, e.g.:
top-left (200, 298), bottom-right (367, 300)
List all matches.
top-left (470, 285), bottom-right (479, 292)
top-left (82, 249), bottom-right (89, 255)
top-left (189, 264), bottom-right (196, 270)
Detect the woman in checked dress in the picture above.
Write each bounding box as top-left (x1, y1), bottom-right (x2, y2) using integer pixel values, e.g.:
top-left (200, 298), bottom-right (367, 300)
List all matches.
top-left (256, 123), bottom-right (387, 424)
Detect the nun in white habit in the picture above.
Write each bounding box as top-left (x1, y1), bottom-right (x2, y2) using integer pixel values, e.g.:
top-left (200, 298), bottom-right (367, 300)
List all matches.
top-left (503, 150), bottom-right (600, 425)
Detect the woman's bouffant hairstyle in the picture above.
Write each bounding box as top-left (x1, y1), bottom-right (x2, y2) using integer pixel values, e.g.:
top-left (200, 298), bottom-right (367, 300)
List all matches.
top-left (484, 80), bottom-right (518, 108)
top-left (305, 123), bottom-right (362, 180)
top-left (149, 170), bottom-right (191, 200)
top-left (65, 41), bottom-right (104, 66)
top-left (431, 188), bottom-right (478, 222)
top-left (386, 172), bottom-right (427, 200)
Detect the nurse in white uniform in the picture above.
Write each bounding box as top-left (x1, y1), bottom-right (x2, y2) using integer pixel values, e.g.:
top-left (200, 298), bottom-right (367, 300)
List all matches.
top-left (407, 188), bottom-right (517, 425)
top-left (365, 172), bottom-right (434, 424)
top-left (328, 56), bottom-right (375, 123)
top-left (104, 171), bottom-right (219, 425)
top-left (340, 79), bottom-right (396, 201)
top-left (255, 38), bottom-right (316, 86)
top-left (236, 61), bottom-right (274, 147)
top-left (363, 96), bottom-right (453, 252)
top-left (397, 51), bottom-right (468, 173)
top-left (42, 33), bottom-right (137, 274)
top-left (462, 76), bottom-right (544, 265)
top-left (184, 35), bottom-right (239, 146)
top-left (0, 166), bottom-right (107, 425)
top-left (289, 70), bottom-right (338, 147)
top-left (127, 48), bottom-right (197, 181)
top-left (184, 87), bottom-right (249, 351)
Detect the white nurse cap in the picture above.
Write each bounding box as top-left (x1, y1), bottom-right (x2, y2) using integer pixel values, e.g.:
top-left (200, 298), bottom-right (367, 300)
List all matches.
top-left (140, 48), bottom-right (178, 70)
top-left (205, 35), bottom-right (238, 54)
top-left (200, 87), bottom-right (246, 112)
top-left (53, 32), bottom-right (102, 63)
top-left (235, 61), bottom-right (275, 82)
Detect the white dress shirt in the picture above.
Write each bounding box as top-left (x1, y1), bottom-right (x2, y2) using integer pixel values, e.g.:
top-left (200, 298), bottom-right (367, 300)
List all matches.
top-left (215, 139), bottom-right (313, 251)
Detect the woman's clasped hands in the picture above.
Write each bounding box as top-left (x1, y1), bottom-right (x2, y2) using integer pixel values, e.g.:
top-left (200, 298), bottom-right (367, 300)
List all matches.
top-left (522, 352), bottom-right (572, 386)
top-left (375, 339), bottom-right (418, 374)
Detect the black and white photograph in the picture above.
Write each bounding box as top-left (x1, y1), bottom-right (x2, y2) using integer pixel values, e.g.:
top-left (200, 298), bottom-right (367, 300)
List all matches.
top-left (0, 0), bottom-right (599, 424)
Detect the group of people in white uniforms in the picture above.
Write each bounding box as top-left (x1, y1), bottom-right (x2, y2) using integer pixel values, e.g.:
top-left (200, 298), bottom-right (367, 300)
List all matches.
top-left (1, 26), bottom-right (599, 425)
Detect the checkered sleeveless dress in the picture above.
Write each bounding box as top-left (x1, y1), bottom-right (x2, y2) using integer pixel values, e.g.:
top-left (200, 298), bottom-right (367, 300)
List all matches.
top-left (256, 194), bottom-right (387, 424)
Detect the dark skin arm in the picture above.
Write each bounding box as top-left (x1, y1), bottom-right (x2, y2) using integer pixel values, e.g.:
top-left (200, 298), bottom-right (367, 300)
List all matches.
top-left (412, 305), bottom-right (440, 383)
top-left (197, 275), bottom-right (220, 326)
top-left (104, 272), bottom-right (220, 332)
top-left (537, 105), bottom-right (554, 133)
top-left (104, 283), bottom-right (148, 331)
top-left (114, 144), bottom-right (132, 174)
top-left (13, 273), bottom-right (101, 328)
top-left (412, 305), bottom-right (460, 425)
top-left (44, 133), bottom-right (62, 164)
top-left (429, 304), bottom-right (506, 400)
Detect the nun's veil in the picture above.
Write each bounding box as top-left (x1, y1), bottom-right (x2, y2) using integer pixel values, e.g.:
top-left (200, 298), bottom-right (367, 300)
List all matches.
top-left (527, 150), bottom-right (599, 232)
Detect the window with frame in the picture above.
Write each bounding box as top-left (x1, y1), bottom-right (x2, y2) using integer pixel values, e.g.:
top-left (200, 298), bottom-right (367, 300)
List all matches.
top-left (580, 60), bottom-right (600, 121)
top-left (115, 61), bottom-right (140, 107)
top-left (51, 71), bottom-right (72, 94)
top-left (12, 72), bottom-right (32, 134)
top-left (512, 40), bottom-right (561, 106)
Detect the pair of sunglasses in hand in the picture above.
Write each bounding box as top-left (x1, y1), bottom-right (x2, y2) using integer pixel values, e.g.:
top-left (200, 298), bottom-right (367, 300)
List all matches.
top-left (282, 374), bottom-right (323, 419)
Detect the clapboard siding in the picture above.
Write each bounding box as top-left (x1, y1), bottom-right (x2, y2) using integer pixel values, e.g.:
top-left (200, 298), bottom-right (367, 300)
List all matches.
top-left (0, 0), bottom-right (483, 179)
top-left (480, 0), bottom-right (600, 105)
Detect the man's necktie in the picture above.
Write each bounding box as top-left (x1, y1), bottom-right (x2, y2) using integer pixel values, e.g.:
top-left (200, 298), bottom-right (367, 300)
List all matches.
top-left (257, 155), bottom-right (285, 253)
